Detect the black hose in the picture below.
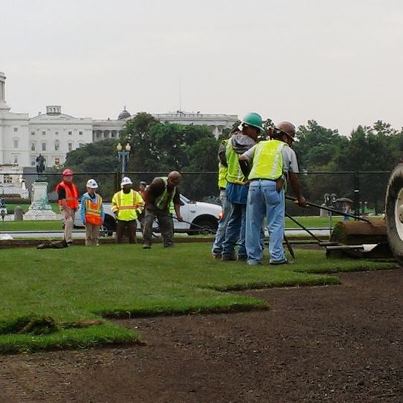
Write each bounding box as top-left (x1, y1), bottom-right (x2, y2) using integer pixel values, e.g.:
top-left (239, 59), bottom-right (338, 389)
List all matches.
top-left (286, 195), bottom-right (372, 223)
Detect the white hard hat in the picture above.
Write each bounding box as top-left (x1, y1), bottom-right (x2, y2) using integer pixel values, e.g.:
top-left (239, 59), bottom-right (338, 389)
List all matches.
top-left (86, 179), bottom-right (98, 189)
top-left (121, 176), bottom-right (133, 187)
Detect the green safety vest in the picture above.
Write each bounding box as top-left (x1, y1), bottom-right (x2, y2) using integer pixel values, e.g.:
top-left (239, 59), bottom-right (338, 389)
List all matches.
top-left (218, 164), bottom-right (227, 189)
top-left (248, 140), bottom-right (284, 181)
top-left (155, 177), bottom-right (175, 212)
top-left (225, 141), bottom-right (246, 185)
top-left (218, 139), bottom-right (228, 189)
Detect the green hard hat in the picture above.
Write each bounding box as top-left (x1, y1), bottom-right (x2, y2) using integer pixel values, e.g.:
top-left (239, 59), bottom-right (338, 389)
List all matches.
top-left (241, 112), bottom-right (265, 132)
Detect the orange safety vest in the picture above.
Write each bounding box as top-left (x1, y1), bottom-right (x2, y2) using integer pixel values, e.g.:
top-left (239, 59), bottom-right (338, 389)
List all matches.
top-left (56, 181), bottom-right (79, 209)
top-left (85, 195), bottom-right (103, 225)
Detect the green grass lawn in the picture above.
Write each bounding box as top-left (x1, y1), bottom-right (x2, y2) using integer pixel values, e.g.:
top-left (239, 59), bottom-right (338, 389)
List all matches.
top-left (0, 215), bottom-right (384, 233)
top-left (0, 243), bottom-right (396, 353)
top-left (5, 203), bottom-right (60, 214)
top-left (0, 220), bottom-right (63, 231)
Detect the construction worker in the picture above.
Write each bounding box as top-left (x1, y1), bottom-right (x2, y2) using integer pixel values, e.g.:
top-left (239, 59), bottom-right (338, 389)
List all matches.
top-left (240, 121), bottom-right (306, 265)
top-left (111, 176), bottom-right (144, 244)
top-left (55, 168), bottom-right (79, 245)
top-left (80, 179), bottom-right (104, 246)
top-left (142, 171), bottom-right (183, 249)
top-left (211, 138), bottom-right (233, 258)
top-left (220, 113), bottom-right (265, 261)
top-left (139, 181), bottom-right (148, 198)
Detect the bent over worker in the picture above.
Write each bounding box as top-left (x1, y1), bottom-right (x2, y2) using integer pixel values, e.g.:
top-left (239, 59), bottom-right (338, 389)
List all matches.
top-left (80, 179), bottom-right (104, 246)
top-left (55, 168), bottom-right (79, 245)
top-left (240, 121), bottom-right (306, 266)
top-left (111, 177), bottom-right (144, 244)
top-left (142, 171), bottom-right (183, 249)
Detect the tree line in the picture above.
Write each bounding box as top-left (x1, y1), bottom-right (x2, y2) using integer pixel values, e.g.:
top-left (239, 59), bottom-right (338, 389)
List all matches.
top-left (61, 113), bottom-right (403, 208)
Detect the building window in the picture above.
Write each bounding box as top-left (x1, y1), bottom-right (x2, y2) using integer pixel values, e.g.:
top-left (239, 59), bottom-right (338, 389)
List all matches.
top-left (31, 131), bottom-right (35, 136)
top-left (55, 131), bottom-right (59, 136)
top-left (31, 143), bottom-right (36, 151)
top-left (4, 175), bottom-right (12, 184)
top-left (42, 142), bottom-right (46, 151)
top-left (14, 127), bottom-right (18, 132)
top-left (54, 140), bottom-right (60, 151)
top-left (55, 157), bottom-right (60, 166)
top-left (68, 131), bottom-right (72, 135)
top-left (79, 131), bottom-right (83, 135)
top-left (68, 143), bottom-right (73, 151)
top-left (31, 158), bottom-right (36, 167)
top-left (42, 131), bottom-right (46, 136)
top-left (13, 155), bottom-right (18, 164)
top-left (13, 139), bottom-right (19, 149)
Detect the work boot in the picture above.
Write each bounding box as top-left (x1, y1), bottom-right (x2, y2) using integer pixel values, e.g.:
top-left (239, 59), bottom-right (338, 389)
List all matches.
top-left (143, 243), bottom-right (151, 249)
top-left (269, 259), bottom-right (288, 266)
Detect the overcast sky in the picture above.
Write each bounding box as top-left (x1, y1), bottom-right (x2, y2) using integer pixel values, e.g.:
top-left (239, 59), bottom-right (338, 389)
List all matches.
top-left (1, 0), bottom-right (402, 135)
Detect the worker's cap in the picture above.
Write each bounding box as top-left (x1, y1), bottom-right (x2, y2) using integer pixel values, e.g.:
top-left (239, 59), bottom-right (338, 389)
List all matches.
top-left (140, 181), bottom-right (147, 186)
top-left (121, 176), bottom-right (133, 187)
top-left (86, 179), bottom-right (98, 189)
top-left (62, 168), bottom-right (73, 176)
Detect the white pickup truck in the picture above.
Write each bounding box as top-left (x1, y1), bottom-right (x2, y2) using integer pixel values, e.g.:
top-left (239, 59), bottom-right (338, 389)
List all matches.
top-left (74, 194), bottom-right (221, 235)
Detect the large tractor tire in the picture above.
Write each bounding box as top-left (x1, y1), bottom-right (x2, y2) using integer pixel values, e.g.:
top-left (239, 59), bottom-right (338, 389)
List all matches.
top-left (385, 163), bottom-right (403, 266)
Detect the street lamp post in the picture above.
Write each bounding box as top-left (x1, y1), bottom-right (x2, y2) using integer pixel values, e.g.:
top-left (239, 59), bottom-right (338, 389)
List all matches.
top-left (117, 142), bottom-right (131, 178)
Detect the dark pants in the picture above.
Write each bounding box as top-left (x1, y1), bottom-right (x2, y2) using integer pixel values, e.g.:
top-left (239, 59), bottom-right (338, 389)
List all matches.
top-left (138, 211), bottom-right (145, 230)
top-left (143, 208), bottom-right (173, 247)
top-left (116, 219), bottom-right (137, 244)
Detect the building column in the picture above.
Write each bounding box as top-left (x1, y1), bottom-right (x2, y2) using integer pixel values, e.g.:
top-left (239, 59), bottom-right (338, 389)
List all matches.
top-left (0, 72), bottom-right (10, 111)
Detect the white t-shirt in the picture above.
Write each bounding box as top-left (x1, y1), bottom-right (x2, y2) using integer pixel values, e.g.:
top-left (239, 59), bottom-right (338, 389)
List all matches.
top-left (242, 142), bottom-right (299, 174)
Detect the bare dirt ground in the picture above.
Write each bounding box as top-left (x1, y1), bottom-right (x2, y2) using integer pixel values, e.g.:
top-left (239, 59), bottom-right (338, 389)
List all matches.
top-left (0, 268), bottom-right (401, 403)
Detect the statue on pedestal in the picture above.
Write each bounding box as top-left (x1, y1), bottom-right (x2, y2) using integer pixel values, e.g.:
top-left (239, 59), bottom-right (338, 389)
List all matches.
top-left (35, 154), bottom-right (46, 181)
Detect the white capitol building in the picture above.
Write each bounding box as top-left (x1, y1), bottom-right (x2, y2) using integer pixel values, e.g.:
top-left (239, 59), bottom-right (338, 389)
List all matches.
top-left (0, 72), bottom-right (238, 173)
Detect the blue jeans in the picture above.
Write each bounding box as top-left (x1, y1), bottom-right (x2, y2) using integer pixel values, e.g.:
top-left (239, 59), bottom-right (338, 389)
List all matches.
top-left (246, 180), bottom-right (285, 264)
top-left (212, 189), bottom-right (233, 255)
top-left (222, 203), bottom-right (247, 258)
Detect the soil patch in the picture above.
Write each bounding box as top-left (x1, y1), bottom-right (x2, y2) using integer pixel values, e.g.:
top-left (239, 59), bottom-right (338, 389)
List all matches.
top-left (0, 269), bottom-right (401, 402)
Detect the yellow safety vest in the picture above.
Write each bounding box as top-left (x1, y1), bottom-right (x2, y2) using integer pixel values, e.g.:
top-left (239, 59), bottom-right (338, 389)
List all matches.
top-left (248, 140), bottom-right (284, 181)
top-left (226, 141), bottom-right (246, 185)
top-left (218, 163), bottom-right (227, 189)
top-left (155, 177), bottom-right (176, 212)
top-left (111, 190), bottom-right (144, 221)
top-left (218, 140), bottom-right (228, 189)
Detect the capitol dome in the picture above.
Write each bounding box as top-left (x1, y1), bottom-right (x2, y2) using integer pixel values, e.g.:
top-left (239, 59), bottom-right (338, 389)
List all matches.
top-left (118, 107), bottom-right (131, 120)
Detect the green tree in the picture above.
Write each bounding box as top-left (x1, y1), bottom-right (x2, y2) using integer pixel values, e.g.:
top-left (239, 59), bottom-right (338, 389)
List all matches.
top-left (123, 113), bottom-right (221, 199)
top-left (62, 139), bottom-right (119, 199)
top-left (294, 120), bottom-right (348, 203)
